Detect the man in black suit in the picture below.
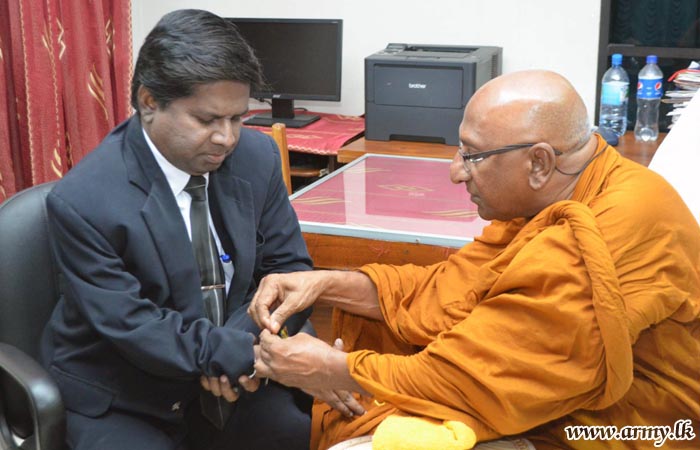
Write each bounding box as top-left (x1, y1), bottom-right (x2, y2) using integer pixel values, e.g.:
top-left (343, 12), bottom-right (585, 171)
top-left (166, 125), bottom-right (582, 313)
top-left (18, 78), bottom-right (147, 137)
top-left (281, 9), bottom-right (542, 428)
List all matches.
top-left (41, 9), bottom-right (312, 450)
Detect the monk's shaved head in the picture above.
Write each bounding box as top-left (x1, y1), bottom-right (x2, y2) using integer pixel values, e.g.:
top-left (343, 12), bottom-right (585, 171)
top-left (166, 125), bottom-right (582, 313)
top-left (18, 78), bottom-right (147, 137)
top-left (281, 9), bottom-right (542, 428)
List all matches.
top-left (464, 70), bottom-right (590, 152)
top-left (455, 70), bottom-right (599, 221)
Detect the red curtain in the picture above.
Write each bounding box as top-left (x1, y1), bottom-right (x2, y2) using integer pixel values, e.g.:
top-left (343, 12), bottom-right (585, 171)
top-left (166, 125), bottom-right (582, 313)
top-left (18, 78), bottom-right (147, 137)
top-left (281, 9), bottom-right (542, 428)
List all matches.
top-left (0, 0), bottom-right (132, 201)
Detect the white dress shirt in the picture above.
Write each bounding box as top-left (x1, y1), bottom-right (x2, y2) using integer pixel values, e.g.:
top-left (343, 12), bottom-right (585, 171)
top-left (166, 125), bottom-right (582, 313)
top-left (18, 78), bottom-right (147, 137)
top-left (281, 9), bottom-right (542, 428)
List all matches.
top-left (143, 129), bottom-right (233, 293)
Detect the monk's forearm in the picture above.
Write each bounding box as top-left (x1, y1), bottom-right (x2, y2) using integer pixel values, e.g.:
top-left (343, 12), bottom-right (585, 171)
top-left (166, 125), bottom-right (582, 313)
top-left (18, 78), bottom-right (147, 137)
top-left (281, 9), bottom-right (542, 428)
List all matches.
top-left (324, 346), bottom-right (367, 394)
top-left (316, 270), bottom-right (383, 320)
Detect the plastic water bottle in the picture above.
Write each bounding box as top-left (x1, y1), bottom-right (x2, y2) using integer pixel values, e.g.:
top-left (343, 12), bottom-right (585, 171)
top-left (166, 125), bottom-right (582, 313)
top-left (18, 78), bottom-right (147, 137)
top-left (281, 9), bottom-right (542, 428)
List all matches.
top-left (634, 55), bottom-right (663, 142)
top-left (599, 53), bottom-right (629, 138)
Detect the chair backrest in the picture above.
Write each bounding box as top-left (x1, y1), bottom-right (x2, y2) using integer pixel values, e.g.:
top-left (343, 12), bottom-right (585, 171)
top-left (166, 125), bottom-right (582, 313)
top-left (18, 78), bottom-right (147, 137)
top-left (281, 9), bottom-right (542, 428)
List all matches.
top-left (0, 181), bottom-right (59, 356)
top-left (0, 181), bottom-right (61, 441)
top-left (265, 122), bottom-right (293, 195)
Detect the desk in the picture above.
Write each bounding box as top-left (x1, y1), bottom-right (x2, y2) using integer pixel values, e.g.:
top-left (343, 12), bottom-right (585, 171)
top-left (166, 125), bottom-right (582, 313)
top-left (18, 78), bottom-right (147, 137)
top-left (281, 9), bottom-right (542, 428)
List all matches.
top-left (338, 132), bottom-right (666, 166)
top-left (243, 109), bottom-right (365, 178)
top-left (291, 154), bottom-right (489, 269)
top-left (614, 132), bottom-right (665, 166)
top-left (245, 111), bottom-right (364, 176)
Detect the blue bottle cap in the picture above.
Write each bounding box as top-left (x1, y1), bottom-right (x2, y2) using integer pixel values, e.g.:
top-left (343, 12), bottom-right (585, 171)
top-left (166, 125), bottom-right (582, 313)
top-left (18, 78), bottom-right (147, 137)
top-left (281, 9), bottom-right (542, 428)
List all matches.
top-left (611, 53), bottom-right (622, 65)
top-left (646, 55), bottom-right (657, 64)
top-left (220, 254), bottom-right (231, 263)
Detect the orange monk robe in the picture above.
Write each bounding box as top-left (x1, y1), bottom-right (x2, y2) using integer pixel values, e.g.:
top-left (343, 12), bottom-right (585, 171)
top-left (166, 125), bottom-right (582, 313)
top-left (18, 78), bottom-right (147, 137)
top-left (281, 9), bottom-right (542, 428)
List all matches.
top-left (314, 135), bottom-right (700, 450)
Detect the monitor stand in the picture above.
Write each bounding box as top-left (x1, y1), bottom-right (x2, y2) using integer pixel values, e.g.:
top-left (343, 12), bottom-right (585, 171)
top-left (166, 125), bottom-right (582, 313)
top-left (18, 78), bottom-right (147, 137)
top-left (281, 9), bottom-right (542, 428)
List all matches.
top-left (244, 98), bottom-right (320, 128)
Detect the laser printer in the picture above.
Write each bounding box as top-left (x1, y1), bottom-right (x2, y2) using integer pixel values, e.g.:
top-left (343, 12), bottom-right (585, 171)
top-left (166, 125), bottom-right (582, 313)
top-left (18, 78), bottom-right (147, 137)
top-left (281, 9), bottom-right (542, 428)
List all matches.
top-left (365, 44), bottom-right (502, 146)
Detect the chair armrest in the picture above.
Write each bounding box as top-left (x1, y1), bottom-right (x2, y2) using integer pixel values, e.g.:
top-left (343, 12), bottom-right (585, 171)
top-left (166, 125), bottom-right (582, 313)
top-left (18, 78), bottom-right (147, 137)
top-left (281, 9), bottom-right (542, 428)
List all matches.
top-left (0, 343), bottom-right (64, 450)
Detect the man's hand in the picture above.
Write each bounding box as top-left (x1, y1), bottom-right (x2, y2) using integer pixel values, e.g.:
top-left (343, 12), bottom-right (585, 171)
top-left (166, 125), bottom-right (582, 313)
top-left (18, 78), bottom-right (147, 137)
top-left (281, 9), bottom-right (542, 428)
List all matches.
top-left (302, 338), bottom-right (365, 417)
top-left (200, 372), bottom-right (260, 403)
top-left (248, 271), bottom-right (325, 334)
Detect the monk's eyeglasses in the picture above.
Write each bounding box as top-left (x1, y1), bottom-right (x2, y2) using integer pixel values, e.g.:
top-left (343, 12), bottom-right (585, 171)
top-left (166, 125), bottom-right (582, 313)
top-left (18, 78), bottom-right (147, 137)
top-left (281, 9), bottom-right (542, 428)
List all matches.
top-left (457, 143), bottom-right (563, 173)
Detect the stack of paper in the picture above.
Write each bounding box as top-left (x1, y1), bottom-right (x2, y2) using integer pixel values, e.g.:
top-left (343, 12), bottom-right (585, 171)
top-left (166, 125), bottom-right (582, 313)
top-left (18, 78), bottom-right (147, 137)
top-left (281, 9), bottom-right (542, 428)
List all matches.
top-left (650, 86), bottom-right (700, 225)
top-left (663, 61), bottom-right (700, 126)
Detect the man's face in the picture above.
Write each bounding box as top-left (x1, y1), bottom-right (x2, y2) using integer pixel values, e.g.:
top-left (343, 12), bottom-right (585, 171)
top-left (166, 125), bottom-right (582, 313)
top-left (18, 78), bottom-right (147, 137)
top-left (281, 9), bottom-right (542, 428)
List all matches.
top-left (450, 118), bottom-right (532, 222)
top-left (140, 80), bottom-right (250, 175)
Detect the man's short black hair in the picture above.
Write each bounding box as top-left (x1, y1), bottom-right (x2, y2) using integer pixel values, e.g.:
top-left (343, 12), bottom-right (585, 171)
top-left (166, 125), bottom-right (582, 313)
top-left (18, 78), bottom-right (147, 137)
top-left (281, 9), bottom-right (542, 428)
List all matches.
top-left (130, 9), bottom-right (263, 113)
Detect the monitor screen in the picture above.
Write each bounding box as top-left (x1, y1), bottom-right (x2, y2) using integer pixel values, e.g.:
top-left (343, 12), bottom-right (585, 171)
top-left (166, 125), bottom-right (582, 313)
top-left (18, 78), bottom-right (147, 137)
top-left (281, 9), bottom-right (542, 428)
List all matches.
top-left (230, 18), bottom-right (343, 128)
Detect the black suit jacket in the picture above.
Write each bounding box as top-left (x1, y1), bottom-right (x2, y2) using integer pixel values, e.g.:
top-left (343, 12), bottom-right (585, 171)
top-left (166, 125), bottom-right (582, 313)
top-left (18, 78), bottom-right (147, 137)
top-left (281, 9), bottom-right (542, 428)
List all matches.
top-left (41, 116), bottom-right (312, 422)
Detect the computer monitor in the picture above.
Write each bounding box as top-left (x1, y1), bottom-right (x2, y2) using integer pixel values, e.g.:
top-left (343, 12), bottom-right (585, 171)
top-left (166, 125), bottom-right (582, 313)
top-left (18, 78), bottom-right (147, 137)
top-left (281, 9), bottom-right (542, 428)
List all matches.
top-left (230, 18), bottom-right (343, 128)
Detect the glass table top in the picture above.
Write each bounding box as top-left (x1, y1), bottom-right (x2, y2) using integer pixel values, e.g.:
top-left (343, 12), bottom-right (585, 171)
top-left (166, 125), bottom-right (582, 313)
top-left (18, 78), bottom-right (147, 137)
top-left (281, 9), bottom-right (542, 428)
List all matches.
top-left (290, 154), bottom-right (490, 247)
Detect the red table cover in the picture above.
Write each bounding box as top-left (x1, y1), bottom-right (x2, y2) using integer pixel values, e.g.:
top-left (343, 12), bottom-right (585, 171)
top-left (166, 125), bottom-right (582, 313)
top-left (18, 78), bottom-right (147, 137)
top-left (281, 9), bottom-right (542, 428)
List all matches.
top-left (244, 111), bottom-right (365, 155)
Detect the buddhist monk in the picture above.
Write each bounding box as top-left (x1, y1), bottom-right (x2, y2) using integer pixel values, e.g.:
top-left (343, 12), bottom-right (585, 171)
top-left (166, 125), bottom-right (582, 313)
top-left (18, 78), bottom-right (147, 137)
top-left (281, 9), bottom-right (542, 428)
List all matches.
top-left (247, 70), bottom-right (700, 449)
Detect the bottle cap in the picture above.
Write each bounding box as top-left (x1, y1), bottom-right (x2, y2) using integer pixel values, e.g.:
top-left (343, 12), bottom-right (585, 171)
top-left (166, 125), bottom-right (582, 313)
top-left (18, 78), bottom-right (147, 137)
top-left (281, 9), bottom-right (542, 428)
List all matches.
top-left (646, 55), bottom-right (657, 64)
top-left (611, 53), bottom-right (622, 65)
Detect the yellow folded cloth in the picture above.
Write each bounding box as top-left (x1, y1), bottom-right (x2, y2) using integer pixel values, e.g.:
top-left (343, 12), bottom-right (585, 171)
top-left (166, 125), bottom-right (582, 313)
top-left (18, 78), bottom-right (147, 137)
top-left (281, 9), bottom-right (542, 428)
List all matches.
top-left (372, 414), bottom-right (477, 450)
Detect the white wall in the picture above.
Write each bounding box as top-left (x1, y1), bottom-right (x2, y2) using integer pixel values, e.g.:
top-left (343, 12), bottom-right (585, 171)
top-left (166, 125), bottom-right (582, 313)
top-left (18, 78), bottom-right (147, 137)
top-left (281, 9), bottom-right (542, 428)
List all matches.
top-left (132, 1), bottom-right (602, 120)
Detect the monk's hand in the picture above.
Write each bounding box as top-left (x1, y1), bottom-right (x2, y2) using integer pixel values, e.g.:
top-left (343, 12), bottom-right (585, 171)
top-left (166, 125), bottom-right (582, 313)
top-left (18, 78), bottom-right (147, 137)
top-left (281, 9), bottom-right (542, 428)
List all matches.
top-left (304, 387), bottom-right (365, 418)
top-left (303, 338), bottom-right (366, 418)
top-left (248, 271), bottom-right (325, 334)
top-left (255, 329), bottom-right (345, 390)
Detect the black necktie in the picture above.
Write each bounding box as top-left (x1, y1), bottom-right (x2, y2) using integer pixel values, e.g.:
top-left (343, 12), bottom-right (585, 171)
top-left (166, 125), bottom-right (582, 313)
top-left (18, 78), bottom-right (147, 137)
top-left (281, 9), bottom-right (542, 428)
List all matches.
top-left (185, 176), bottom-right (226, 325)
top-left (184, 175), bottom-right (231, 429)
